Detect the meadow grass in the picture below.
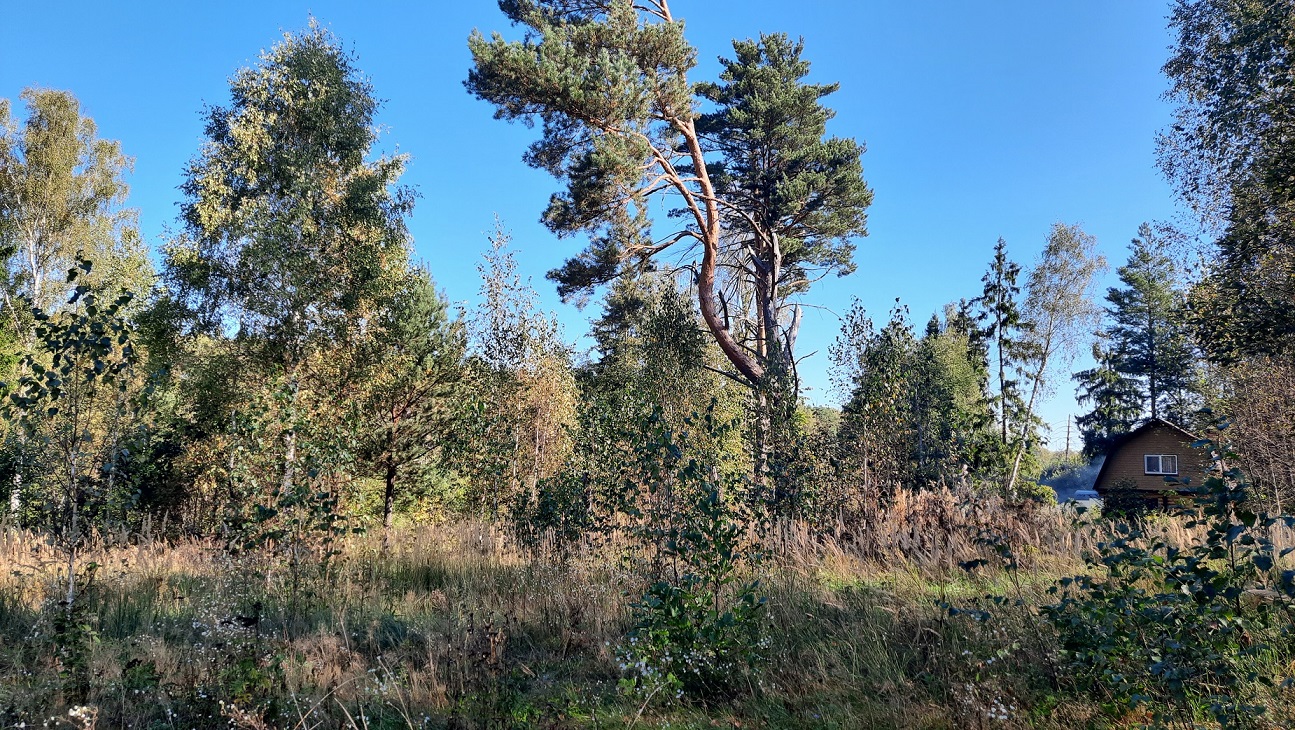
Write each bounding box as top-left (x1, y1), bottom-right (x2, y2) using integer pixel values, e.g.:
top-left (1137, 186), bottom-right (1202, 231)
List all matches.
top-left (0, 506), bottom-right (1290, 729)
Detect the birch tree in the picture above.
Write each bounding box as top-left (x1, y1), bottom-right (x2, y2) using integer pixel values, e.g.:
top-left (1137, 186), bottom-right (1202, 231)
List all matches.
top-left (1004, 223), bottom-right (1105, 496)
top-left (166, 23), bottom-right (413, 496)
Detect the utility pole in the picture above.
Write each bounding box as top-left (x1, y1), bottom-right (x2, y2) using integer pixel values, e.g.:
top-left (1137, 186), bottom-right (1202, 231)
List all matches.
top-left (1064, 415), bottom-right (1072, 461)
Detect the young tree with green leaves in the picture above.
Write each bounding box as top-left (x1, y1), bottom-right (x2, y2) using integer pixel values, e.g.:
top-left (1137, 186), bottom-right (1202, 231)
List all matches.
top-left (453, 226), bottom-right (576, 514)
top-left (361, 269), bottom-right (465, 534)
top-left (165, 23), bottom-right (414, 498)
top-left (0, 89), bottom-right (149, 518)
top-left (466, 3), bottom-right (871, 485)
top-left (3, 259), bottom-right (136, 613)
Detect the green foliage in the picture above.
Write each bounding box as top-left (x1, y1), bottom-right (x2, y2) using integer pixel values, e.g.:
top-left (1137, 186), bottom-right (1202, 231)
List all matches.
top-left (1005, 223), bottom-right (1105, 496)
top-left (621, 556), bottom-right (768, 703)
top-left (167, 20), bottom-right (412, 364)
top-left (694, 33), bottom-right (870, 290)
top-left (157, 21), bottom-right (445, 560)
top-left (1045, 436), bottom-right (1295, 727)
top-left (2, 259), bottom-right (137, 598)
top-left (1014, 479), bottom-right (1058, 506)
top-left (971, 238), bottom-right (1036, 490)
top-left (1099, 478), bottom-right (1153, 521)
top-left (467, 0), bottom-right (694, 280)
top-left (1112, 225), bottom-right (1197, 420)
top-left (450, 226), bottom-right (576, 517)
top-left (834, 301), bottom-right (995, 492)
top-left (219, 651), bottom-right (284, 707)
top-left (0, 88), bottom-right (146, 315)
top-left (468, 1), bottom-right (871, 455)
top-left (359, 268), bottom-right (465, 531)
top-left (1074, 223), bottom-right (1202, 459)
top-left (221, 377), bottom-right (359, 626)
top-left (48, 563), bottom-right (99, 701)
top-left (1073, 340), bottom-right (1143, 459)
top-left (1161, 1), bottom-right (1295, 360)
top-left (583, 274), bottom-right (720, 422)
top-left (617, 413), bottom-right (768, 703)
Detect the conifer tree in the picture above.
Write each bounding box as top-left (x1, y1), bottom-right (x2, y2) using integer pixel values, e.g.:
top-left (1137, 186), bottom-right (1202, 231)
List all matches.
top-left (362, 270), bottom-right (465, 533)
top-left (971, 238), bottom-right (1029, 484)
top-left (467, 2), bottom-right (871, 486)
top-left (1073, 339), bottom-right (1142, 458)
top-left (1072, 224), bottom-right (1199, 457)
top-left (838, 303), bottom-right (916, 490)
top-left (1103, 224), bottom-right (1198, 424)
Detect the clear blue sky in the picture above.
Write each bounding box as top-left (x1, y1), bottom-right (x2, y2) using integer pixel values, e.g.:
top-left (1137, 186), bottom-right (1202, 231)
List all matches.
top-left (1, 1), bottom-right (1181, 448)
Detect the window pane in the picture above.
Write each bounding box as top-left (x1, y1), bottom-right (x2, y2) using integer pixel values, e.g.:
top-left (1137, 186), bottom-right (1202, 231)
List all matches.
top-left (1163, 455), bottom-right (1177, 474)
top-left (1145, 455), bottom-right (1160, 473)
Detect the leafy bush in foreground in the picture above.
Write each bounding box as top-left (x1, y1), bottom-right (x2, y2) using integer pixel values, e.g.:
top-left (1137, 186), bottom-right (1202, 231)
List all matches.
top-left (1045, 436), bottom-right (1295, 727)
top-left (617, 414), bottom-right (769, 704)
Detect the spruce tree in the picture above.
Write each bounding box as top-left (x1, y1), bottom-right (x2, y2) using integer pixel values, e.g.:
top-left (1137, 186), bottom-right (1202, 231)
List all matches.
top-left (971, 238), bottom-right (1030, 485)
top-left (1103, 224), bottom-right (1198, 424)
top-left (1073, 339), bottom-right (1143, 458)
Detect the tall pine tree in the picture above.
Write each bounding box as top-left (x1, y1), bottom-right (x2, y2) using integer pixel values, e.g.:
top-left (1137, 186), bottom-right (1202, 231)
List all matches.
top-left (467, 3), bottom-right (871, 488)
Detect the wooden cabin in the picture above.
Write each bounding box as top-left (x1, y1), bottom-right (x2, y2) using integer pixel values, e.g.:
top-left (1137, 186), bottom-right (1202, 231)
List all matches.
top-left (1092, 418), bottom-right (1213, 508)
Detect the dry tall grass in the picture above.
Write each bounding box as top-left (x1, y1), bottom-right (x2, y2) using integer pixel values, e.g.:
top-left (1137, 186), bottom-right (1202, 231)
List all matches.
top-left (1, 494), bottom-right (1292, 728)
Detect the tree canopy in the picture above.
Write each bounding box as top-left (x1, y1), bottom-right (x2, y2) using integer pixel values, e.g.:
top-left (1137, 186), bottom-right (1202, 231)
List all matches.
top-left (466, 1), bottom-right (870, 392)
top-left (167, 22), bottom-right (414, 367)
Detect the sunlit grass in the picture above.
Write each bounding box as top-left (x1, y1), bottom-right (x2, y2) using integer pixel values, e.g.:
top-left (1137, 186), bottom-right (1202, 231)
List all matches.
top-left (0, 507), bottom-right (1291, 728)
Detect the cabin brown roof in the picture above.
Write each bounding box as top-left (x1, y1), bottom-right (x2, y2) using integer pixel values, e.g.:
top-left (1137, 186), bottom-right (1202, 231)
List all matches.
top-left (1092, 417), bottom-right (1204, 493)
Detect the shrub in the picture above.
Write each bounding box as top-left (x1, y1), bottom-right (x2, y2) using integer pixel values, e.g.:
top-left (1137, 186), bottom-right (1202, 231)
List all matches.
top-left (1101, 478), bottom-right (1152, 520)
top-left (1044, 435), bottom-right (1295, 727)
top-left (619, 482), bottom-right (768, 702)
top-left (617, 414), bottom-right (769, 703)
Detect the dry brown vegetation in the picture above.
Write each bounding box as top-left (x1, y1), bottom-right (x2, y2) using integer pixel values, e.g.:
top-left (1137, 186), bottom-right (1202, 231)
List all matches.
top-left (3, 490), bottom-right (1292, 729)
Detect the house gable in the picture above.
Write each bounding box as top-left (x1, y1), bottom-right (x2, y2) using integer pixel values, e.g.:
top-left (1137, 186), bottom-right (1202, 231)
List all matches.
top-left (1093, 419), bottom-right (1212, 495)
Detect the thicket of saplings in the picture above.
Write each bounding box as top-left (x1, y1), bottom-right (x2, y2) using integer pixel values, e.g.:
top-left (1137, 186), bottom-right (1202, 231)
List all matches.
top-left (0, 262), bottom-right (1292, 730)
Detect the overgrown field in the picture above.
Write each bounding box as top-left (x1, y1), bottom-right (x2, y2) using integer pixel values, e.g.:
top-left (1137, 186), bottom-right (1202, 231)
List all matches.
top-left (3, 494), bottom-right (1293, 729)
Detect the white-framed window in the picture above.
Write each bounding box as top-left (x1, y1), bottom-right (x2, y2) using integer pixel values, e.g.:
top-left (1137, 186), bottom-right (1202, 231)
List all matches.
top-left (1144, 454), bottom-right (1179, 475)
